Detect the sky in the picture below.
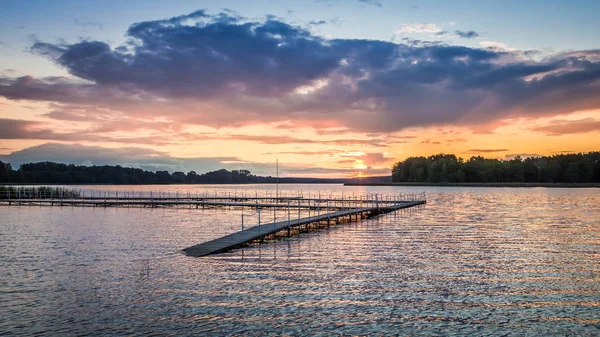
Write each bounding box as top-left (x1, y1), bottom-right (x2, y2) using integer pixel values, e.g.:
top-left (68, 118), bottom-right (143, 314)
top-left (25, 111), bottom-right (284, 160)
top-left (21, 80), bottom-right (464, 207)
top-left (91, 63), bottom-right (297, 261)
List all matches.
top-left (0, 0), bottom-right (599, 177)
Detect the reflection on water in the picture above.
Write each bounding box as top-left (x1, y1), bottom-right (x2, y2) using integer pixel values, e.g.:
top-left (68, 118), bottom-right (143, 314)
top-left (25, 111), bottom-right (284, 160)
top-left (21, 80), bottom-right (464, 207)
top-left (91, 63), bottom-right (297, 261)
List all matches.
top-left (1, 185), bottom-right (599, 335)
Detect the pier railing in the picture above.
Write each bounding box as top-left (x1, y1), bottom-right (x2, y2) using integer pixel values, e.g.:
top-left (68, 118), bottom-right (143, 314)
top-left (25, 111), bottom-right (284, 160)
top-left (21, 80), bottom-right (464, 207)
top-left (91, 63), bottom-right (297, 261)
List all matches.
top-left (0, 186), bottom-right (427, 257)
top-left (0, 189), bottom-right (426, 207)
top-left (0, 188), bottom-right (426, 232)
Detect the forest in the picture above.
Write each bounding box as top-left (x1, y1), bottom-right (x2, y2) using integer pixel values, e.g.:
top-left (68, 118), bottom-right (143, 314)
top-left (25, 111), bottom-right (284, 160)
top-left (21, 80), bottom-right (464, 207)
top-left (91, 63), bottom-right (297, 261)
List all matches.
top-left (392, 152), bottom-right (600, 183)
top-left (0, 161), bottom-right (348, 184)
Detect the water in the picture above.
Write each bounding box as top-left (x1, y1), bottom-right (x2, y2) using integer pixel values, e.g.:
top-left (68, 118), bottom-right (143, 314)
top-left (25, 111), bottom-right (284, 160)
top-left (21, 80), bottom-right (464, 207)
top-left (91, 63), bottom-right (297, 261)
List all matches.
top-left (1, 184), bottom-right (599, 336)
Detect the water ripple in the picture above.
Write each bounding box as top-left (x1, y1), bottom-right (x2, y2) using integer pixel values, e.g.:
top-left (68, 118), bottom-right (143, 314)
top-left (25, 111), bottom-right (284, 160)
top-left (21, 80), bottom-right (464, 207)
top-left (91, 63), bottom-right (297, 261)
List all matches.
top-left (1, 185), bottom-right (599, 335)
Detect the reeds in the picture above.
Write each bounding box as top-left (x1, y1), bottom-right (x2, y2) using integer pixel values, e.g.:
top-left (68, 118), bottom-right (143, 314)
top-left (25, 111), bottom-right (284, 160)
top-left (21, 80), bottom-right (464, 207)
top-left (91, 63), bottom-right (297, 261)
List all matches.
top-left (0, 186), bottom-right (81, 199)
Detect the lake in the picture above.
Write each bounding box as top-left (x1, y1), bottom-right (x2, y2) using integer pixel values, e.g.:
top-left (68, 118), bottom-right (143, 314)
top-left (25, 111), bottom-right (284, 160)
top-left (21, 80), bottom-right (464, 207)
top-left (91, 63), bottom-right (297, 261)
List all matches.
top-left (1, 184), bottom-right (599, 336)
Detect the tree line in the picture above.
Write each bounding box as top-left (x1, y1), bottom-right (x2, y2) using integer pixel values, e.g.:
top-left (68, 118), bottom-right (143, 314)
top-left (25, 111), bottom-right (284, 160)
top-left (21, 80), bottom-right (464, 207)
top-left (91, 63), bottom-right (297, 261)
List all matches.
top-left (0, 161), bottom-right (348, 184)
top-left (392, 152), bottom-right (600, 183)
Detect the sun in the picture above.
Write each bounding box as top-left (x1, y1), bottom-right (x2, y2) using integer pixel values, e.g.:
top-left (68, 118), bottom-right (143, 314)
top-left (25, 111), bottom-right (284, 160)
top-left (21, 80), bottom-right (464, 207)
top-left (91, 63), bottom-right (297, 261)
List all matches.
top-left (354, 161), bottom-right (368, 170)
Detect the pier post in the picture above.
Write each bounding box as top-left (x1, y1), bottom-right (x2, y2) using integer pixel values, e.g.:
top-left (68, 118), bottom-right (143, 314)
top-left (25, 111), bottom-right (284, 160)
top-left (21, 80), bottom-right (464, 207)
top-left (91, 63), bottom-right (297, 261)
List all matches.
top-left (287, 201), bottom-right (291, 237)
top-left (327, 200), bottom-right (330, 226)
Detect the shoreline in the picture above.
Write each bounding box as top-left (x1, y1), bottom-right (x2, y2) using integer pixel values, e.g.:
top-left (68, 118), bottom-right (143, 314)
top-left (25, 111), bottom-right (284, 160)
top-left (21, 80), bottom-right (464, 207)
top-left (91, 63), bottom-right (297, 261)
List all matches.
top-left (0, 181), bottom-right (344, 186)
top-left (3, 182), bottom-right (600, 188)
top-left (344, 182), bottom-right (600, 188)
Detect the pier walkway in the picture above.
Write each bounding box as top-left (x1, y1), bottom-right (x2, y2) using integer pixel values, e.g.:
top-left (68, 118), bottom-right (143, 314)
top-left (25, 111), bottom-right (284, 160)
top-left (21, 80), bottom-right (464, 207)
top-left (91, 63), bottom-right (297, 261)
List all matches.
top-left (0, 188), bottom-right (426, 256)
top-left (183, 200), bottom-right (425, 257)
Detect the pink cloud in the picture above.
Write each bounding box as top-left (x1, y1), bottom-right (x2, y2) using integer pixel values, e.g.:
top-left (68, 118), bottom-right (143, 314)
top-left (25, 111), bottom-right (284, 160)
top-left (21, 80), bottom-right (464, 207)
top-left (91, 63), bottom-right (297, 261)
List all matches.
top-left (530, 118), bottom-right (600, 136)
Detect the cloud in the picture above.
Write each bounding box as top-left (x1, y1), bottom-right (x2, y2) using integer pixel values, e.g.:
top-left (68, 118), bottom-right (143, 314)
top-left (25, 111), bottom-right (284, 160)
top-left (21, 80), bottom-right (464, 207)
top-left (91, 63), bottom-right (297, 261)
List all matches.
top-left (358, 0), bottom-right (383, 7)
top-left (421, 139), bottom-right (441, 145)
top-left (455, 30), bottom-right (479, 39)
top-left (396, 23), bottom-right (442, 34)
top-left (445, 138), bottom-right (468, 144)
top-left (284, 165), bottom-right (388, 175)
top-left (529, 118), bottom-right (600, 136)
top-left (356, 152), bottom-right (393, 165)
top-left (0, 116), bottom-right (387, 148)
top-left (73, 19), bottom-right (103, 31)
top-left (465, 148), bottom-right (510, 153)
top-left (263, 150), bottom-right (338, 156)
top-left (0, 117), bottom-right (179, 145)
top-left (479, 40), bottom-right (515, 52)
top-left (223, 134), bottom-right (386, 147)
top-left (308, 20), bottom-right (327, 26)
top-left (0, 10), bottom-right (598, 135)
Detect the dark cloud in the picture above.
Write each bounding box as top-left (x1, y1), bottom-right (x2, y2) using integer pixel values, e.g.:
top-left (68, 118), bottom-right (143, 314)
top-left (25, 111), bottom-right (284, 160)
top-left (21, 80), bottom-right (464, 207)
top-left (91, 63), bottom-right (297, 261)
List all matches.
top-left (530, 118), bottom-right (600, 136)
top-left (435, 31), bottom-right (449, 36)
top-left (0, 11), bottom-right (598, 134)
top-left (308, 20), bottom-right (327, 26)
top-left (455, 30), bottom-right (479, 39)
top-left (0, 118), bottom-right (44, 139)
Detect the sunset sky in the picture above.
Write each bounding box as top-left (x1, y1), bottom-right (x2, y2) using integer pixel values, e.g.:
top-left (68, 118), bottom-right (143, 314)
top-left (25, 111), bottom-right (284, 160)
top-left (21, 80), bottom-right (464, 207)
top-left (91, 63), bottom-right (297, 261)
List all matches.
top-left (1, 0), bottom-right (599, 177)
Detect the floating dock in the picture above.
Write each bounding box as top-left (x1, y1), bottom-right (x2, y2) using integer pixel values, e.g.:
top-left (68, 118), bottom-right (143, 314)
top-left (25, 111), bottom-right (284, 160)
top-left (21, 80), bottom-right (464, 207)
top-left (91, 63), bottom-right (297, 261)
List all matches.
top-left (0, 189), bottom-right (426, 256)
top-left (182, 200), bottom-right (425, 257)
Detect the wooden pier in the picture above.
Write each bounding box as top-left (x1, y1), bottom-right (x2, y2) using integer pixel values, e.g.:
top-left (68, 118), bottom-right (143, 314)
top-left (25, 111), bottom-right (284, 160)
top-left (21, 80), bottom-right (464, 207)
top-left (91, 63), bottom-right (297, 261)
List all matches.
top-left (182, 200), bottom-right (425, 257)
top-left (0, 189), bottom-right (426, 256)
top-left (0, 190), bottom-right (426, 210)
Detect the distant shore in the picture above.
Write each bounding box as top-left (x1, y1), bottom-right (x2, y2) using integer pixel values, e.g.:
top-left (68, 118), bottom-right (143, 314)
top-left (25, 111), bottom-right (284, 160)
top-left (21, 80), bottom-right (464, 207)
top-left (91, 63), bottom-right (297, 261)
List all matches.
top-left (344, 182), bottom-right (600, 188)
